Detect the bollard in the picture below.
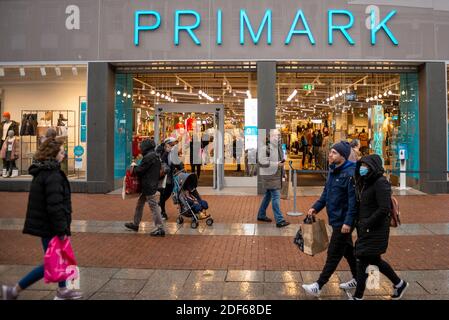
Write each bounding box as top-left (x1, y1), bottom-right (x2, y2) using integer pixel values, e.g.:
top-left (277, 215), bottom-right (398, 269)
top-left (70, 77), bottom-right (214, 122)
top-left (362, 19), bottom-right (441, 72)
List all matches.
top-left (287, 161), bottom-right (303, 217)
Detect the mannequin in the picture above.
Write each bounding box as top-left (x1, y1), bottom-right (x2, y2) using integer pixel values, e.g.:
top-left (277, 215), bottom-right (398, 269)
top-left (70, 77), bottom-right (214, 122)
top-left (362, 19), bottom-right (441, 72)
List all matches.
top-left (186, 112), bottom-right (196, 132)
top-left (1, 129), bottom-right (19, 177)
top-left (1, 112), bottom-right (19, 149)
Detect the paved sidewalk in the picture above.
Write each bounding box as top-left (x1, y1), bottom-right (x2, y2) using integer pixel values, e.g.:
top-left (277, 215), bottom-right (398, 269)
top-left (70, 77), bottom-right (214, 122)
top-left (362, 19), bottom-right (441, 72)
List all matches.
top-left (1, 193), bottom-right (449, 224)
top-left (1, 192), bottom-right (449, 300)
top-left (1, 265), bottom-right (448, 300)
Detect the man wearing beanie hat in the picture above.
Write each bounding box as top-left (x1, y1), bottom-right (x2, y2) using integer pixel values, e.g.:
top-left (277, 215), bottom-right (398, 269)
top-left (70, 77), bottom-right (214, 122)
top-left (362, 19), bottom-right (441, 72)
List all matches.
top-left (302, 140), bottom-right (358, 297)
top-left (125, 138), bottom-right (166, 237)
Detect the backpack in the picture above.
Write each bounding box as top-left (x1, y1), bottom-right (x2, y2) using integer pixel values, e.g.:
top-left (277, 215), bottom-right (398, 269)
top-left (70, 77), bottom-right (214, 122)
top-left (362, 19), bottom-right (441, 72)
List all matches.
top-left (390, 196), bottom-right (401, 227)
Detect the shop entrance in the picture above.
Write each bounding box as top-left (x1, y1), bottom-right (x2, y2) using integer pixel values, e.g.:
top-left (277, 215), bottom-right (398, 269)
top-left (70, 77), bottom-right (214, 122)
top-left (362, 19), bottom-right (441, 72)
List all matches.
top-left (154, 104), bottom-right (225, 190)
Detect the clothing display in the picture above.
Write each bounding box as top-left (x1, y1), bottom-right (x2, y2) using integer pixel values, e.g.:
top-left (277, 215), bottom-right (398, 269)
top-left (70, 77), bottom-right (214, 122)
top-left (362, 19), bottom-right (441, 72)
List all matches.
top-left (20, 113), bottom-right (38, 136)
top-left (1, 120), bottom-right (19, 140)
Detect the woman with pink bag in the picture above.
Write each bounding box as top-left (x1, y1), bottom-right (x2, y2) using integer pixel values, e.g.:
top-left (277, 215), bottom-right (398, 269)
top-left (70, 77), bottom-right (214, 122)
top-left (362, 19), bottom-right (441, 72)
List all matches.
top-left (2, 138), bottom-right (83, 300)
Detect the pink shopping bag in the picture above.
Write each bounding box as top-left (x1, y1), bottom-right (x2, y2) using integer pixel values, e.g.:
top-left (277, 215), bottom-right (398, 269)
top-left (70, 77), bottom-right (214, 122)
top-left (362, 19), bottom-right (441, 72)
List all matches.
top-left (44, 236), bottom-right (77, 283)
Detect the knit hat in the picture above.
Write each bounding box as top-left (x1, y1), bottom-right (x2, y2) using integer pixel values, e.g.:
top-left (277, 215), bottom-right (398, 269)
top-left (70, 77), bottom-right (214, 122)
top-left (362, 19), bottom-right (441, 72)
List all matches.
top-left (331, 141), bottom-right (352, 160)
top-left (2, 112), bottom-right (10, 119)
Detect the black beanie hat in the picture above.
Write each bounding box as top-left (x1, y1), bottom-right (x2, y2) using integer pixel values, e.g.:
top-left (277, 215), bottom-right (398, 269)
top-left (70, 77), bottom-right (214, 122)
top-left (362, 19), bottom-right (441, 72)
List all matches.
top-left (331, 141), bottom-right (351, 160)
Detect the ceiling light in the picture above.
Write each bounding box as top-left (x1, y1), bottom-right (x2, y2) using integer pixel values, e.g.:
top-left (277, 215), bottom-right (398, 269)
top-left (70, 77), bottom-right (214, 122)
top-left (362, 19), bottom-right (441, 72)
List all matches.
top-left (40, 67), bottom-right (46, 76)
top-left (117, 90), bottom-right (121, 95)
top-left (176, 78), bottom-right (180, 86)
top-left (156, 92), bottom-right (160, 97)
top-left (383, 92), bottom-right (387, 97)
top-left (127, 94), bottom-right (131, 98)
top-left (401, 90), bottom-right (406, 95)
top-left (161, 94), bottom-right (165, 98)
top-left (150, 90), bottom-right (156, 95)
top-left (287, 89), bottom-right (298, 102)
top-left (388, 90), bottom-right (393, 95)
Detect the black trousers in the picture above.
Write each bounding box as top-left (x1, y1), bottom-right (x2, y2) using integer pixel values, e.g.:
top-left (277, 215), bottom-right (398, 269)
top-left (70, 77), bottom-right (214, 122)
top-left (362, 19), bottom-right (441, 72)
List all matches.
top-left (159, 183), bottom-right (174, 215)
top-left (317, 227), bottom-right (357, 289)
top-left (190, 164), bottom-right (201, 178)
top-left (354, 255), bottom-right (401, 298)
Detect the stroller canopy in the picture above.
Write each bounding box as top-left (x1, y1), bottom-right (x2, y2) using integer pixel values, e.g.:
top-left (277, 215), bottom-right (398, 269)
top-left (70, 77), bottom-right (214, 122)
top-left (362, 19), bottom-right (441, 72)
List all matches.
top-left (176, 172), bottom-right (198, 191)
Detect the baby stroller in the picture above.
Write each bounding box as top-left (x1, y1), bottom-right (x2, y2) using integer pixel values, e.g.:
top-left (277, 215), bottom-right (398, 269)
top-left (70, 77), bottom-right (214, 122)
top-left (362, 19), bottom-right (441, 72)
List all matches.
top-left (172, 170), bottom-right (214, 229)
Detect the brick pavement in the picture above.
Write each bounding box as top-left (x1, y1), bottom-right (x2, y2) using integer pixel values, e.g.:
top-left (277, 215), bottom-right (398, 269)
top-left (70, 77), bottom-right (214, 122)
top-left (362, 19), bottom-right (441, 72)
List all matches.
top-left (1, 230), bottom-right (449, 271)
top-left (0, 192), bottom-right (448, 224)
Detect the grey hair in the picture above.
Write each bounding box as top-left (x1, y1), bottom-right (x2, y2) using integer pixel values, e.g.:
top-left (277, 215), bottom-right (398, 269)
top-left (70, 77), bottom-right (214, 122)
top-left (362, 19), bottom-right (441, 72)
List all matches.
top-left (350, 139), bottom-right (360, 148)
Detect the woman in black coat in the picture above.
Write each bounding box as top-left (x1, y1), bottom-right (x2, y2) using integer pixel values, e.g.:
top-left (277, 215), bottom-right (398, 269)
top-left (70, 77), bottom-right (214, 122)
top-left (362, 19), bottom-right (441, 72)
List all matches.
top-left (349, 154), bottom-right (408, 300)
top-left (1, 139), bottom-right (82, 300)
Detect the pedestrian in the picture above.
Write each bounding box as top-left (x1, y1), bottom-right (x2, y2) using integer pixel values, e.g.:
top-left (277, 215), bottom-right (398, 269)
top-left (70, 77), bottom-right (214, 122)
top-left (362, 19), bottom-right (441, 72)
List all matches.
top-left (156, 137), bottom-right (183, 220)
top-left (124, 139), bottom-right (165, 236)
top-left (189, 133), bottom-right (202, 179)
top-left (256, 130), bottom-right (290, 228)
top-left (347, 154), bottom-right (409, 300)
top-left (312, 129), bottom-right (322, 169)
top-left (349, 139), bottom-right (362, 162)
top-left (2, 138), bottom-right (83, 300)
top-left (302, 141), bottom-right (358, 297)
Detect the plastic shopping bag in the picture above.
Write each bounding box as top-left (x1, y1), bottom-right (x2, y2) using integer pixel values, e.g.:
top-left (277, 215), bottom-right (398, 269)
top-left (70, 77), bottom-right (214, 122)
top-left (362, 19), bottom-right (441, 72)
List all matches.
top-left (44, 237), bottom-right (77, 283)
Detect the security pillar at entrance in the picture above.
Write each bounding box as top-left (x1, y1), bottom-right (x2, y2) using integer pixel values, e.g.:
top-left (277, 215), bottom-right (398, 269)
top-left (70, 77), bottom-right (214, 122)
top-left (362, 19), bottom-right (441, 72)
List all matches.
top-left (257, 61), bottom-right (277, 195)
top-left (418, 62), bottom-right (449, 194)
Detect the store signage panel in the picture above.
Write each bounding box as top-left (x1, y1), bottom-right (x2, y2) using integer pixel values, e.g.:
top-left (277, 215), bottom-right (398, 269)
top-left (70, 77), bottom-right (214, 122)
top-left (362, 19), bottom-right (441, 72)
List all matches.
top-left (244, 98), bottom-right (258, 151)
top-left (1, 0), bottom-right (449, 61)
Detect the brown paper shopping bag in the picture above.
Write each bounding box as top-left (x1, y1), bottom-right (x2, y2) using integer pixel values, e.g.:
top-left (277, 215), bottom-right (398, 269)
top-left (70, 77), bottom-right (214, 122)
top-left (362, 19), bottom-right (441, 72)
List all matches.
top-left (302, 217), bottom-right (329, 256)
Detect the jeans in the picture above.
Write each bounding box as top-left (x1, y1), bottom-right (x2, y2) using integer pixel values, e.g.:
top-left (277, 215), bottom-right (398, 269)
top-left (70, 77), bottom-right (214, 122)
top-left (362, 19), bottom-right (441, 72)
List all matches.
top-left (317, 227), bottom-right (357, 289)
top-left (354, 255), bottom-right (401, 298)
top-left (134, 193), bottom-right (164, 229)
top-left (257, 189), bottom-right (284, 224)
top-left (18, 237), bottom-right (66, 290)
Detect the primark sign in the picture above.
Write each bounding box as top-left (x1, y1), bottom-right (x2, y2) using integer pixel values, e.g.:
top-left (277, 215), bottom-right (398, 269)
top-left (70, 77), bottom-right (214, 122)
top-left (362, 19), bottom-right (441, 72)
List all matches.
top-left (134, 8), bottom-right (398, 47)
top-left (1, 0), bottom-right (449, 62)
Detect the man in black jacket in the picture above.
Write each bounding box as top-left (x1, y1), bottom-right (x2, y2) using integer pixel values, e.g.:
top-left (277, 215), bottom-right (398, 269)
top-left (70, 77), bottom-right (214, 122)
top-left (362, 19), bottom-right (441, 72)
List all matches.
top-left (125, 139), bottom-right (165, 237)
top-left (302, 141), bottom-right (358, 297)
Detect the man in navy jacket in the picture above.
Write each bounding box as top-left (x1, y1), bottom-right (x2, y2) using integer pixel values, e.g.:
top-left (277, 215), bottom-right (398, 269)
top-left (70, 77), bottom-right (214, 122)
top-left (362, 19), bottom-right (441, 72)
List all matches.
top-left (302, 141), bottom-right (358, 297)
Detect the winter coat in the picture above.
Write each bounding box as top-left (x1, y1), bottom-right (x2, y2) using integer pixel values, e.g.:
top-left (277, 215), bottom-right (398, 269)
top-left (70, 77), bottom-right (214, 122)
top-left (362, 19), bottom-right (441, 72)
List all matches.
top-left (354, 154), bottom-right (391, 257)
top-left (312, 160), bottom-right (357, 228)
top-left (0, 136), bottom-right (19, 160)
top-left (156, 143), bottom-right (182, 186)
top-left (258, 142), bottom-right (284, 191)
top-left (23, 160), bottom-right (72, 238)
top-left (134, 140), bottom-right (161, 196)
top-left (1, 120), bottom-right (19, 140)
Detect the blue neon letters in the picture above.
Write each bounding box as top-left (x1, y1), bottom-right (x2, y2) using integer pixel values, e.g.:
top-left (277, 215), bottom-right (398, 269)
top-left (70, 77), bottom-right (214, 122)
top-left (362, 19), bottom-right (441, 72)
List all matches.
top-left (133, 9), bottom-right (398, 47)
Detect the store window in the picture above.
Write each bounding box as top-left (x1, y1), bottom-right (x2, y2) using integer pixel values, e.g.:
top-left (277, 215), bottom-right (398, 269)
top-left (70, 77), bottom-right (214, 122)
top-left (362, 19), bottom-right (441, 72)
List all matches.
top-left (0, 64), bottom-right (87, 180)
top-left (447, 64), bottom-right (449, 177)
top-left (391, 73), bottom-right (420, 187)
top-left (113, 69), bottom-right (257, 186)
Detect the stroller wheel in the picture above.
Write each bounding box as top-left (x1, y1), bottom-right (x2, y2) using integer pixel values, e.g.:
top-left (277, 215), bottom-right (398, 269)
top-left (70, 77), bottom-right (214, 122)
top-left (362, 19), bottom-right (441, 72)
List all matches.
top-left (206, 218), bottom-right (214, 226)
top-left (176, 216), bottom-right (184, 225)
top-left (190, 221), bottom-right (198, 229)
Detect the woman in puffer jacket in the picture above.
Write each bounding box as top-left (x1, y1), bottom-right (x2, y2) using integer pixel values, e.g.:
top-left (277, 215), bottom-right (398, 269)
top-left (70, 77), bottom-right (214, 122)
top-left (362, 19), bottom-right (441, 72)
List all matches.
top-left (1, 139), bottom-right (82, 300)
top-left (349, 154), bottom-right (408, 300)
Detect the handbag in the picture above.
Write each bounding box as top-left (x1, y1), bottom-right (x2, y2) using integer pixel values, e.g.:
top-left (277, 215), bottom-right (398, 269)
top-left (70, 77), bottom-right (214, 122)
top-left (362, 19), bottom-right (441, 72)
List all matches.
top-left (44, 237), bottom-right (78, 283)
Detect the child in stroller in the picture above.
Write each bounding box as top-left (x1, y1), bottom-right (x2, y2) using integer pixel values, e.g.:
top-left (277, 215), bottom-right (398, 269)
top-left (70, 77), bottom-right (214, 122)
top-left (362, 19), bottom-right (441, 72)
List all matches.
top-left (173, 170), bottom-right (214, 229)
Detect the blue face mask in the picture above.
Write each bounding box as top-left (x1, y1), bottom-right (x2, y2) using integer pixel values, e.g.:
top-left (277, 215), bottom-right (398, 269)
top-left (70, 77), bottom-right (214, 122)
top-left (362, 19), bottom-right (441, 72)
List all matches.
top-left (359, 166), bottom-right (369, 176)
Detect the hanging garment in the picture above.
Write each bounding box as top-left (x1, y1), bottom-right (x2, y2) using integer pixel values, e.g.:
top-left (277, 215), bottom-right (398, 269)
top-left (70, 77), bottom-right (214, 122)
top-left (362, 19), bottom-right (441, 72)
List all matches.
top-left (20, 113), bottom-right (38, 136)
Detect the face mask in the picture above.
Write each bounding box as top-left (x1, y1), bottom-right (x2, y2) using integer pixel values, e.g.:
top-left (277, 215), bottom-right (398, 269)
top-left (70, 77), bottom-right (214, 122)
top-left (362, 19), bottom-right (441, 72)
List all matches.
top-left (359, 166), bottom-right (369, 176)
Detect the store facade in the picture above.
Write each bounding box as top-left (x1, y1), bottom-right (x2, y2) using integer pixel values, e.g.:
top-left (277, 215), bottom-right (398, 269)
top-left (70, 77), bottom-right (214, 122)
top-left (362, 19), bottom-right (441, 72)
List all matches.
top-left (0, 0), bottom-right (448, 194)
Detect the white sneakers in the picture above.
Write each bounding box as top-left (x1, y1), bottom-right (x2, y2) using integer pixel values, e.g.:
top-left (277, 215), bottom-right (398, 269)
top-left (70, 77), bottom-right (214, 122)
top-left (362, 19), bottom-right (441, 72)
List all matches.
top-left (302, 279), bottom-right (358, 298)
top-left (1, 169), bottom-right (7, 178)
top-left (339, 278), bottom-right (357, 290)
top-left (302, 282), bottom-right (321, 297)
